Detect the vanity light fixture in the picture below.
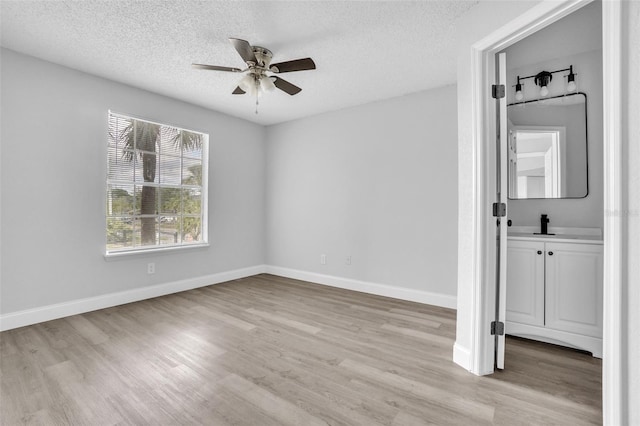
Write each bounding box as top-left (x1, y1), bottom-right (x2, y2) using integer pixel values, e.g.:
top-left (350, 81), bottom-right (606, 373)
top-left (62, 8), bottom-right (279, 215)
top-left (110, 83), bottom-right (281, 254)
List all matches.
top-left (513, 65), bottom-right (577, 100)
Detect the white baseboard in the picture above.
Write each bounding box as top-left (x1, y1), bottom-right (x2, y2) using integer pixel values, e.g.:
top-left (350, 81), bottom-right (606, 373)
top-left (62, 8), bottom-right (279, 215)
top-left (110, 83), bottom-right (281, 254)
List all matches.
top-left (265, 266), bottom-right (457, 309)
top-left (1, 264), bottom-right (457, 332)
top-left (453, 342), bottom-right (472, 371)
top-left (0, 265), bottom-right (267, 332)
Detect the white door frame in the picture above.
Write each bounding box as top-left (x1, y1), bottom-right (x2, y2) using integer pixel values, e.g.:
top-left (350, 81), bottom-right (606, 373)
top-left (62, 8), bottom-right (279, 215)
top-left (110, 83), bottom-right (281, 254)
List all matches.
top-left (466, 0), bottom-right (622, 424)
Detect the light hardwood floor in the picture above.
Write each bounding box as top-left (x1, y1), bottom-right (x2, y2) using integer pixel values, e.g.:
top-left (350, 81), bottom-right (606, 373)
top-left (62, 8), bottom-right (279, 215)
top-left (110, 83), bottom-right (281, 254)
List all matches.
top-left (0, 274), bottom-right (602, 425)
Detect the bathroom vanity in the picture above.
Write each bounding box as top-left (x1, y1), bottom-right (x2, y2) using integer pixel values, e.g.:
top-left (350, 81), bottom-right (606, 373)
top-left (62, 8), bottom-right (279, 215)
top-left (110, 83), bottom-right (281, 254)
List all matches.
top-left (506, 227), bottom-right (603, 357)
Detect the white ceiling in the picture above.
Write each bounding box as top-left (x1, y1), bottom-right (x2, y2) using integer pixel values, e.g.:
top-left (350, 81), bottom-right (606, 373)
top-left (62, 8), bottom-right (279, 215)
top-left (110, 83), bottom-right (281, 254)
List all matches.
top-left (0, 1), bottom-right (478, 125)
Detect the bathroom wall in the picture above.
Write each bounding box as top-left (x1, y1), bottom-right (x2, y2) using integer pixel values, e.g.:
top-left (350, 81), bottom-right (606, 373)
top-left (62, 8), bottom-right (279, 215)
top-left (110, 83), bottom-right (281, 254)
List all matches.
top-left (504, 2), bottom-right (603, 230)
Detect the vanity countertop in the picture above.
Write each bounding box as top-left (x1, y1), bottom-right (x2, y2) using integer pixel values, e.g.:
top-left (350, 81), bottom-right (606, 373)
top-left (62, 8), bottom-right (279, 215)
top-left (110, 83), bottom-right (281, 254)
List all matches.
top-left (507, 226), bottom-right (603, 243)
top-left (508, 232), bottom-right (603, 243)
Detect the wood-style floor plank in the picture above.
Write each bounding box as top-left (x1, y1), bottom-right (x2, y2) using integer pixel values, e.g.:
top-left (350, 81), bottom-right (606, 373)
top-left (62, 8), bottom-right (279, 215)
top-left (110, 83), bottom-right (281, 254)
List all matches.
top-left (0, 274), bottom-right (602, 425)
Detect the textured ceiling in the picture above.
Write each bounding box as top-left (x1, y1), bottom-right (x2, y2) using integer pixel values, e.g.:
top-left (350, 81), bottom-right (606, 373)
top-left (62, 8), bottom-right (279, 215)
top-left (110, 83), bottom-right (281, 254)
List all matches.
top-left (0, 1), bottom-right (478, 125)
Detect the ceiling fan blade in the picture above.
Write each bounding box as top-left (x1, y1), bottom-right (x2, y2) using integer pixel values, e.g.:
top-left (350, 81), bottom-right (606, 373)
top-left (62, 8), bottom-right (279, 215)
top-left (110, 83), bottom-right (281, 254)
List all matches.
top-left (270, 58), bottom-right (316, 73)
top-left (192, 63), bottom-right (242, 72)
top-left (273, 77), bottom-right (302, 95)
top-left (232, 86), bottom-right (246, 95)
top-left (229, 38), bottom-right (257, 65)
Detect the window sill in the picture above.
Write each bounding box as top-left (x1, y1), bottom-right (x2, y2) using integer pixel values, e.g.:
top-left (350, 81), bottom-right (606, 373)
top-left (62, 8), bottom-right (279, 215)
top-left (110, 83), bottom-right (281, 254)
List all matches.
top-left (104, 243), bottom-right (210, 261)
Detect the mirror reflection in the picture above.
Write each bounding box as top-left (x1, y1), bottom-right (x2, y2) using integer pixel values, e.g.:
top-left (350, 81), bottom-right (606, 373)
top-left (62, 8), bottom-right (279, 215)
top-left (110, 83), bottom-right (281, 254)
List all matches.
top-left (507, 93), bottom-right (588, 199)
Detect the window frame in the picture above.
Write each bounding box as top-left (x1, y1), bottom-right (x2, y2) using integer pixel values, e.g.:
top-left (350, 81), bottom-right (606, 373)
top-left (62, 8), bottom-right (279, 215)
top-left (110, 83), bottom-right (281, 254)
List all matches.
top-left (105, 111), bottom-right (209, 257)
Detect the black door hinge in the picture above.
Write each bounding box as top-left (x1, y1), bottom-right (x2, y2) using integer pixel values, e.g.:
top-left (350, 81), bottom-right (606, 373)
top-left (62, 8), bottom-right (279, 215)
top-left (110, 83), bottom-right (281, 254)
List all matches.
top-left (491, 321), bottom-right (505, 336)
top-left (492, 84), bottom-right (505, 99)
top-left (493, 202), bottom-right (506, 217)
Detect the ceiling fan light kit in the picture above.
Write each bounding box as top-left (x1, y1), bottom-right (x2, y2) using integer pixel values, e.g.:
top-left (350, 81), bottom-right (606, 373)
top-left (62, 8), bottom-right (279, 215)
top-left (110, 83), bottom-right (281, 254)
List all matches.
top-left (260, 75), bottom-right (276, 92)
top-left (193, 37), bottom-right (316, 113)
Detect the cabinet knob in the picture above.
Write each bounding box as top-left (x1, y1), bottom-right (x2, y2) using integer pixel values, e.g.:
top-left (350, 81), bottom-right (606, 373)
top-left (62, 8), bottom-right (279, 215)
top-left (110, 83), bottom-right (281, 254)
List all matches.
top-left (537, 250), bottom-right (542, 255)
top-left (548, 251), bottom-right (554, 256)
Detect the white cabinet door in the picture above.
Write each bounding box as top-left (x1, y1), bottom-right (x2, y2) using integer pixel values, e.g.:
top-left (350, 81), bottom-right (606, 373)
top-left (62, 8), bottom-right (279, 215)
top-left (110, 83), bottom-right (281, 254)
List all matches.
top-left (506, 240), bottom-right (545, 326)
top-left (544, 242), bottom-right (603, 338)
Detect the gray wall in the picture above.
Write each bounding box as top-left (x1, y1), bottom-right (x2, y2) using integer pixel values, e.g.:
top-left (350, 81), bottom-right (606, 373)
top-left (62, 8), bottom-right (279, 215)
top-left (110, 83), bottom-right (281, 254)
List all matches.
top-left (0, 48), bottom-right (266, 314)
top-left (265, 85), bottom-right (459, 297)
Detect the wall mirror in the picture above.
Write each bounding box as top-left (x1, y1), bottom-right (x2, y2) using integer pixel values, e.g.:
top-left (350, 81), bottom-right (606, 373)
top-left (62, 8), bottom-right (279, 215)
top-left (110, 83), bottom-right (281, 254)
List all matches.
top-left (507, 92), bottom-right (588, 199)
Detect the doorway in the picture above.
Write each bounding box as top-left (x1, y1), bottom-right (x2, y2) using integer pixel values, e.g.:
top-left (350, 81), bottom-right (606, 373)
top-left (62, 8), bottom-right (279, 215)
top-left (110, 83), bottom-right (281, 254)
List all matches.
top-left (463, 0), bottom-right (622, 424)
top-left (499, 1), bottom-right (602, 363)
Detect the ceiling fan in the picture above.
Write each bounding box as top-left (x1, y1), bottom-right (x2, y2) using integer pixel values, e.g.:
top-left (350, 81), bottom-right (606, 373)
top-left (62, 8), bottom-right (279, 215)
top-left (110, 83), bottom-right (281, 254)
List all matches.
top-left (192, 38), bottom-right (316, 100)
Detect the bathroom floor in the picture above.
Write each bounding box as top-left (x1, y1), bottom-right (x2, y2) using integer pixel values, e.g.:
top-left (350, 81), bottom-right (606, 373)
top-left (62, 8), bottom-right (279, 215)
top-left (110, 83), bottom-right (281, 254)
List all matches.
top-left (493, 335), bottom-right (601, 424)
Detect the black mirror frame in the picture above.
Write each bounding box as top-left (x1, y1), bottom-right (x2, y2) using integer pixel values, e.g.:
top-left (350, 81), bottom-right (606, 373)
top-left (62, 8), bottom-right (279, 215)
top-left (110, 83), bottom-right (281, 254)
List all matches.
top-left (507, 92), bottom-right (589, 200)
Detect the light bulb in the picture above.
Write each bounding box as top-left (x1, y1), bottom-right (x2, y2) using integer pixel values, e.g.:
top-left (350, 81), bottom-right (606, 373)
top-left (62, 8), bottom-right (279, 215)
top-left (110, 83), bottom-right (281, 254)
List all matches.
top-left (540, 86), bottom-right (549, 97)
top-left (238, 74), bottom-right (254, 92)
top-left (260, 75), bottom-right (276, 92)
top-left (514, 82), bottom-right (523, 101)
top-left (567, 67), bottom-right (577, 92)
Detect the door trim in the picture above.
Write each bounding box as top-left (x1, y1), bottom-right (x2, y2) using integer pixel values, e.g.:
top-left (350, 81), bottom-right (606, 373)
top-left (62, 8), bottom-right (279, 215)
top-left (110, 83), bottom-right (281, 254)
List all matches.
top-left (601, 0), bottom-right (623, 423)
top-left (464, 0), bottom-right (622, 424)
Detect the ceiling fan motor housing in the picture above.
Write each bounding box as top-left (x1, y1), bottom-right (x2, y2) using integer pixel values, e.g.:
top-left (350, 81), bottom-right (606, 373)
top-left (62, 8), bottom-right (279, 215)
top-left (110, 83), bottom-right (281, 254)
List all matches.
top-left (252, 46), bottom-right (273, 68)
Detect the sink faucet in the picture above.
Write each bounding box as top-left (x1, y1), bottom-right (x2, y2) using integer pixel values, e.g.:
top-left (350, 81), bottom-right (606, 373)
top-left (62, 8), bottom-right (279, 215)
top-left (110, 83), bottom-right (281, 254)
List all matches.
top-left (541, 214), bottom-right (550, 235)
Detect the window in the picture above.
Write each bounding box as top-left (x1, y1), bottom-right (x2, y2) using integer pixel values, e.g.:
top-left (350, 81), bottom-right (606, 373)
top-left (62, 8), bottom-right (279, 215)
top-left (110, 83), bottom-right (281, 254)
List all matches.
top-left (106, 112), bottom-right (208, 255)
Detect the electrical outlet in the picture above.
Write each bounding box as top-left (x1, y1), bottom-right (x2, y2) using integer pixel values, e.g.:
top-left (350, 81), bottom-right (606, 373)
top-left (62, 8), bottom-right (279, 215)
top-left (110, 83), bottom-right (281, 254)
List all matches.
top-left (346, 256), bottom-right (352, 265)
top-left (320, 254), bottom-right (326, 265)
top-left (147, 262), bottom-right (155, 274)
